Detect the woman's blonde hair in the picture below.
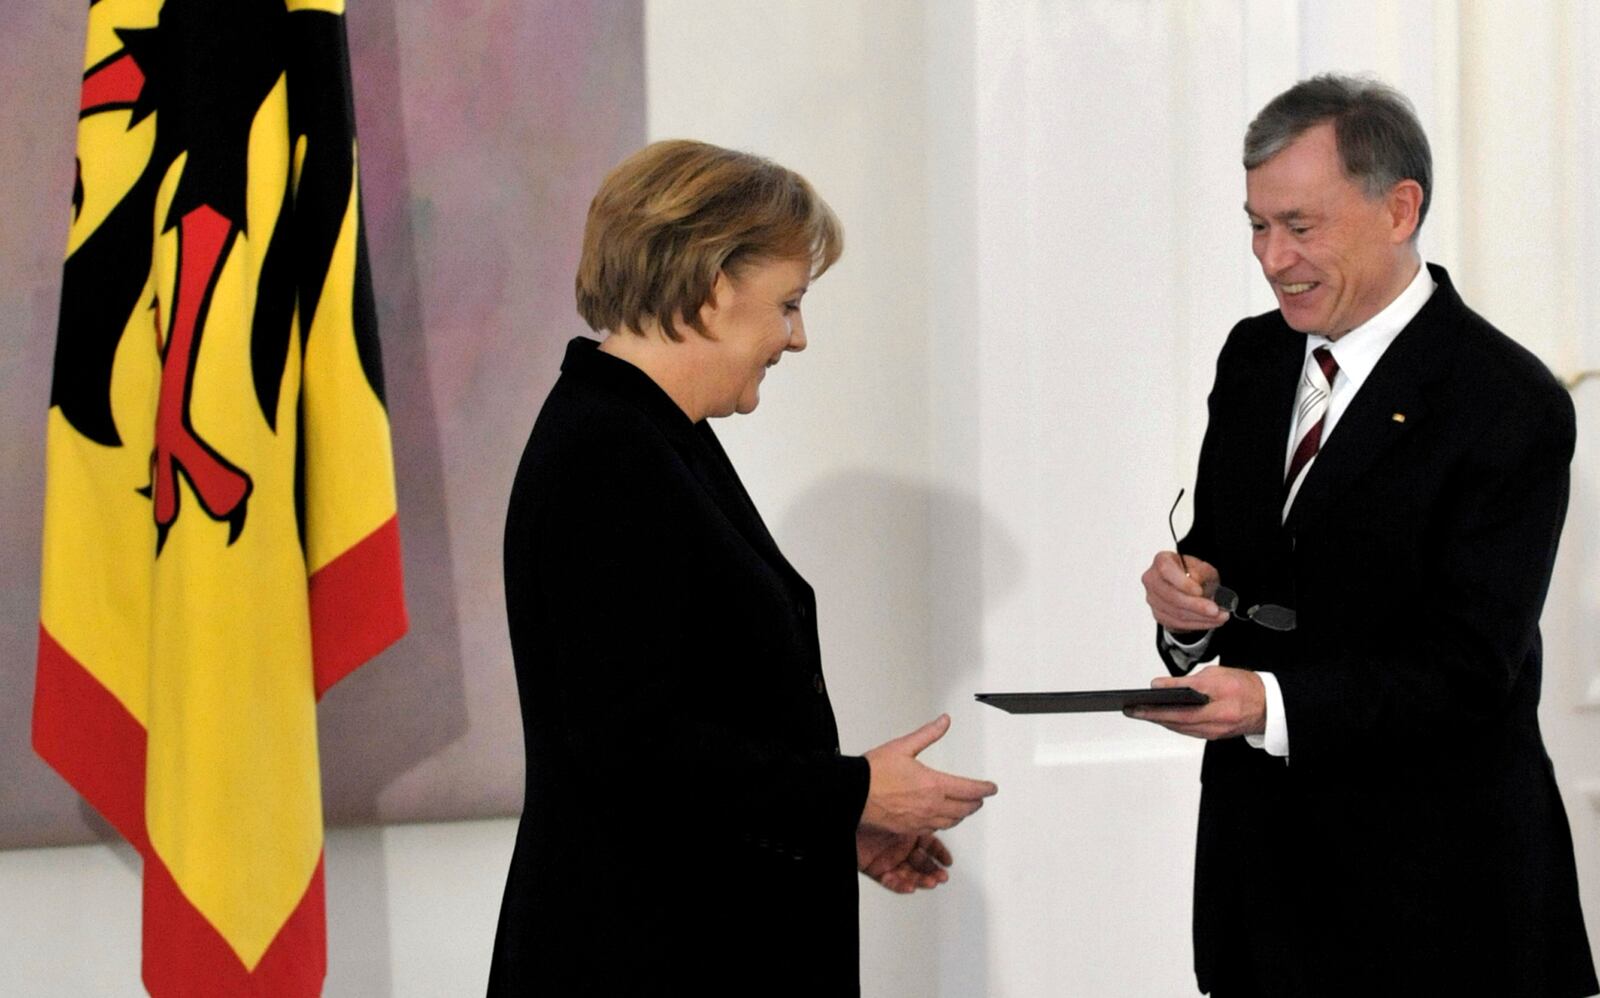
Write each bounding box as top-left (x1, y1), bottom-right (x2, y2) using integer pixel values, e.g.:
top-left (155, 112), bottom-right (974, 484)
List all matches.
top-left (575, 139), bottom-right (843, 340)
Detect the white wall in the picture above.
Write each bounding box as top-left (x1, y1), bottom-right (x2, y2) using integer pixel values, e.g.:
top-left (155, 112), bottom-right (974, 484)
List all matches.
top-left (8, 4), bottom-right (1597, 996)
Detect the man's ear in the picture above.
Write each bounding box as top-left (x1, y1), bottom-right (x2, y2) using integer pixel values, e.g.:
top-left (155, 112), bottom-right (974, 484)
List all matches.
top-left (1388, 179), bottom-right (1424, 243)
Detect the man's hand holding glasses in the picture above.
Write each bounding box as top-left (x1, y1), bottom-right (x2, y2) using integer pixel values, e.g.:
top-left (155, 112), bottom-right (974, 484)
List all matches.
top-left (1141, 548), bottom-right (1229, 636)
top-left (1144, 490), bottom-right (1299, 637)
top-left (1141, 489), bottom-right (1230, 635)
top-left (1128, 490), bottom-right (1285, 741)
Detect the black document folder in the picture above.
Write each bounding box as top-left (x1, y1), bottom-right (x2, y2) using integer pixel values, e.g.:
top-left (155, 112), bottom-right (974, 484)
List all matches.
top-left (975, 688), bottom-right (1209, 714)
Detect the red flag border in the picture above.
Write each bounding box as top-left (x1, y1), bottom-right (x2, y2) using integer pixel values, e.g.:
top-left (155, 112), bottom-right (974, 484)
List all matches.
top-left (142, 853), bottom-right (326, 997)
top-left (310, 513), bottom-right (407, 698)
top-left (34, 627), bottom-right (329, 995)
top-left (33, 504), bottom-right (403, 994)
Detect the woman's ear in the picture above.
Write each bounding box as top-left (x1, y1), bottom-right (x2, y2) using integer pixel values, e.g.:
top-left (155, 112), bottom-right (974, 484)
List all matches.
top-left (697, 269), bottom-right (732, 335)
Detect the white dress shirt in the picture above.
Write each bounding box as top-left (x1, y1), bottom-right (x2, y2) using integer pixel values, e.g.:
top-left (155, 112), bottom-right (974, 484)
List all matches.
top-left (1166, 260), bottom-right (1436, 758)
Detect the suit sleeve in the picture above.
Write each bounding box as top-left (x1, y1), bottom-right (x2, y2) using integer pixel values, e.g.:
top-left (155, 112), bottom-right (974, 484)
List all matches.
top-left (527, 431), bottom-right (870, 858)
top-left (1274, 382), bottom-right (1576, 767)
top-left (1154, 322), bottom-right (1248, 676)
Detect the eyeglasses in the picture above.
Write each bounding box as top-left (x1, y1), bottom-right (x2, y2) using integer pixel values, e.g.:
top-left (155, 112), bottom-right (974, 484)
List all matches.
top-left (1210, 586), bottom-right (1297, 631)
top-left (1168, 489), bottom-right (1297, 632)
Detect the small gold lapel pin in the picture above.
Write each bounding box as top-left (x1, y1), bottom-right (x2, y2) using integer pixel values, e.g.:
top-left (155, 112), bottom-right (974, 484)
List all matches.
top-left (1391, 412), bottom-right (1407, 423)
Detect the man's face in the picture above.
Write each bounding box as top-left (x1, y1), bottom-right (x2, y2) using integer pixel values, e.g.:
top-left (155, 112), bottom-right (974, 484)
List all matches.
top-left (1244, 122), bottom-right (1411, 340)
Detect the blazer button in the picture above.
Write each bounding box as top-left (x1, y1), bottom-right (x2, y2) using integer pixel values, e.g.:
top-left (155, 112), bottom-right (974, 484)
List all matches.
top-left (797, 603), bottom-right (809, 620)
top-left (813, 673), bottom-right (826, 694)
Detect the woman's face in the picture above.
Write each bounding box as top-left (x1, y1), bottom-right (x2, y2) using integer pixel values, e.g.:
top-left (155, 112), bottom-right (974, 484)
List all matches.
top-left (698, 256), bottom-right (812, 418)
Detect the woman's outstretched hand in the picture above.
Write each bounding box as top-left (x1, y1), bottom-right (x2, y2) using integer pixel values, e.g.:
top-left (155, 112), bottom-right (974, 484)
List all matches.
top-left (860, 714), bottom-right (997, 835)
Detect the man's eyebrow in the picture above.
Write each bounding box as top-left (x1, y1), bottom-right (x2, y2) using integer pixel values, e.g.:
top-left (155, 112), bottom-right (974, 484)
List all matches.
top-left (1243, 203), bottom-right (1310, 222)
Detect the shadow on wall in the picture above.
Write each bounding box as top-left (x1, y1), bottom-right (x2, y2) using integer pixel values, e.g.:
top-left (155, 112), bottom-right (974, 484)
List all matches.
top-left (309, 6), bottom-right (474, 984)
top-left (775, 469), bottom-right (1025, 722)
top-left (775, 469), bottom-right (1023, 998)
top-left (927, 475), bottom-right (1022, 998)
top-left (315, 0), bottom-right (468, 832)
top-left (0, 5), bottom-right (102, 852)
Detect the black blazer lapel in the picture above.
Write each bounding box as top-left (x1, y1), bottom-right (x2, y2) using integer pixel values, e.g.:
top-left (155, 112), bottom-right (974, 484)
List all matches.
top-left (1230, 327), bottom-right (1306, 537)
top-left (685, 421), bottom-right (807, 586)
top-left (1283, 264), bottom-right (1461, 532)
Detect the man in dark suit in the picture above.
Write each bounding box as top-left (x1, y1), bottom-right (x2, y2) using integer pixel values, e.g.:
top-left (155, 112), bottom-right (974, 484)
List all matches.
top-left (1131, 74), bottom-right (1597, 997)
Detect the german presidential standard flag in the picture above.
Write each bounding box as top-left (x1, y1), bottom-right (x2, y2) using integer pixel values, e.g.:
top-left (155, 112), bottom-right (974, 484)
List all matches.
top-left (33, 1), bottom-right (407, 993)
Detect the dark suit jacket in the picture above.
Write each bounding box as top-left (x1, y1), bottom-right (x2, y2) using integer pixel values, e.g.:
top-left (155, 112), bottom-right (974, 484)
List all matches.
top-left (489, 338), bottom-right (871, 996)
top-left (1164, 265), bottom-right (1596, 997)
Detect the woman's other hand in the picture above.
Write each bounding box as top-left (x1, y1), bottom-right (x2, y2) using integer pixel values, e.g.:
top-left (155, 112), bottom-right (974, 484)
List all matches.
top-left (856, 826), bottom-right (952, 893)
top-left (860, 714), bottom-right (997, 835)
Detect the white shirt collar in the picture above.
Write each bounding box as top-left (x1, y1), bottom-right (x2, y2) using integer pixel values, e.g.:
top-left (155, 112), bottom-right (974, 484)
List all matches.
top-left (1302, 259), bottom-right (1436, 389)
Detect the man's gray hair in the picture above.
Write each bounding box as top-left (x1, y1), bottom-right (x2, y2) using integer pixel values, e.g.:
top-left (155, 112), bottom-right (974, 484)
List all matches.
top-left (1244, 73), bottom-right (1432, 233)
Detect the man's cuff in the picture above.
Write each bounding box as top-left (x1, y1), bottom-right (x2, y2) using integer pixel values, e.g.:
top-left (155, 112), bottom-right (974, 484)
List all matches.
top-left (1243, 671), bottom-right (1289, 758)
top-left (1161, 627), bottom-right (1213, 672)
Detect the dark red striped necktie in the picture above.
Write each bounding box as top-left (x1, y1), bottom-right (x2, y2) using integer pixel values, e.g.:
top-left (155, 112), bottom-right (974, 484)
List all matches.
top-left (1283, 345), bottom-right (1339, 516)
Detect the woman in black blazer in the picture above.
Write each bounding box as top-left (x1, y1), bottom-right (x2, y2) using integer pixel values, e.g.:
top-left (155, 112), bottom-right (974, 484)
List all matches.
top-left (487, 140), bottom-right (997, 996)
